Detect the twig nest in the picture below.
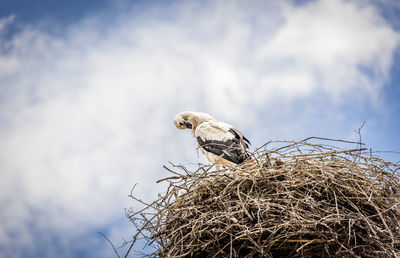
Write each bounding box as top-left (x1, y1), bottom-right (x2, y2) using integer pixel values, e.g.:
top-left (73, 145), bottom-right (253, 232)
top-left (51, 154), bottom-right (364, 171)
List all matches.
top-left (127, 140), bottom-right (400, 257)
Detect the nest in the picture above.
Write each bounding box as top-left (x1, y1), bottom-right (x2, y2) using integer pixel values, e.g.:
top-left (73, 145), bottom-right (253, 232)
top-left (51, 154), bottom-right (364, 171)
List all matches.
top-left (125, 138), bottom-right (400, 257)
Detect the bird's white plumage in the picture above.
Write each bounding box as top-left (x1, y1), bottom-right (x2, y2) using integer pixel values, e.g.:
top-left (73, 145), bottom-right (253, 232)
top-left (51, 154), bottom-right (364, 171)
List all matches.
top-left (194, 120), bottom-right (239, 166)
top-left (194, 120), bottom-right (234, 142)
top-left (173, 111), bottom-right (250, 167)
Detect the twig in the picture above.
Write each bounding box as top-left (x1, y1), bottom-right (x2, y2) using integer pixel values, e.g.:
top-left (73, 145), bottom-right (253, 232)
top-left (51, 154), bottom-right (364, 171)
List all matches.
top-left (98, 232), bottom-right (120, 258)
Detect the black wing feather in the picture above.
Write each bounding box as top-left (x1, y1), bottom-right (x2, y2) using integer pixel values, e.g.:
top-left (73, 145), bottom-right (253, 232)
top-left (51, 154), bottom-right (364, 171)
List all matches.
top-left (197, 136), bottom-right (249, 164)
top-left (229, 128), bottom-right (251, 147)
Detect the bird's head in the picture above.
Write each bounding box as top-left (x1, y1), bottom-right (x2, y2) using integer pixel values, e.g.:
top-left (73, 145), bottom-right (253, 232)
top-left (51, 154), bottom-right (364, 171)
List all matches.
top-left (174, 111), bottom-right (214, 130)
top-left (174, 113), bottom-right (193, 130)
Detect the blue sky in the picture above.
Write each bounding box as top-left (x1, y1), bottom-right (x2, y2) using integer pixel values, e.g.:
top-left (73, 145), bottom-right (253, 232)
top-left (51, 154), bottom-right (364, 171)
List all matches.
top-left (0, 0), bottom-right (399, 257)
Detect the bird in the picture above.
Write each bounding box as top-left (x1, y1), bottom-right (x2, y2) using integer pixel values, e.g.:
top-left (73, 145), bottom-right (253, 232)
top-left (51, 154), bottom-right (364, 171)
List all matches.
top-left (174, 111), bottom-right (250, 168)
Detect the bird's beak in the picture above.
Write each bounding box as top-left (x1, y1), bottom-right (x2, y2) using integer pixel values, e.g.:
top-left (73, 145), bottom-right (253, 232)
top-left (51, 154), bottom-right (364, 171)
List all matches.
top-left (184, 122), bottom-right (192, 129)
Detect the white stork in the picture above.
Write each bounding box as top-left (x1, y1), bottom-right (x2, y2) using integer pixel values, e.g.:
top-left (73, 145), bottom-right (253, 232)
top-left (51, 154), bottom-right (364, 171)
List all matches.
top-left (173, 111), bottom-right (250, 167)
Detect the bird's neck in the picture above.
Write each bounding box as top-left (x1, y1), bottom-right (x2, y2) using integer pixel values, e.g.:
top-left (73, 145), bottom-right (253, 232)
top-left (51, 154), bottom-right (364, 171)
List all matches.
top-left (190, 117), bottom-right (214, 133)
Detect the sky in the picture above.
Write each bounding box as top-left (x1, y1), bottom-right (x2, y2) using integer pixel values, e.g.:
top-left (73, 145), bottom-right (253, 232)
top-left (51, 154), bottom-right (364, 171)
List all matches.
top-left (0, 0), bottom-right (399, 257)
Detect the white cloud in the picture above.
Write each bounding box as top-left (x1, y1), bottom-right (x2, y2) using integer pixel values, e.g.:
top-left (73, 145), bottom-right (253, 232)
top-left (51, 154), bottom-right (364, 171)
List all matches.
top-left (262, 0), bottom-right (399, 99)
top-left (0, 14), bottom-right (15, 32)
top-left (0, 0), bottom-right (398, 256)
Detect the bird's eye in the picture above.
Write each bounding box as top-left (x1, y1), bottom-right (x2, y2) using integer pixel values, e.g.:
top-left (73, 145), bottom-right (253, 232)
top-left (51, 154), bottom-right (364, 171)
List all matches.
top-left (179, 122), bottom-right (184, 126)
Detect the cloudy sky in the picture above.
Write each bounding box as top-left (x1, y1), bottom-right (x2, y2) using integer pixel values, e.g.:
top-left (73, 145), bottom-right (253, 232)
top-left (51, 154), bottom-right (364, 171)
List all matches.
top-left (0, 0), bottom-right (399, 257)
